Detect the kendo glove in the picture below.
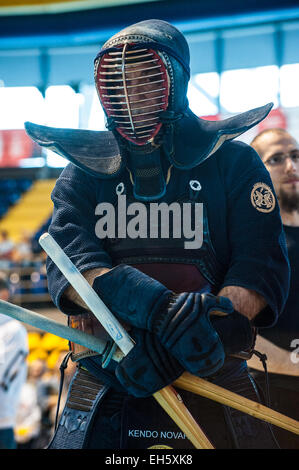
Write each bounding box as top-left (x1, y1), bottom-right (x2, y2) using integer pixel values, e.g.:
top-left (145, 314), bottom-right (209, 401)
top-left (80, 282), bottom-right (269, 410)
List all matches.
top-left (115, 327), bottom-right (184, 398)
top-left (93, 264), bottom-right (253, 378)
top-left (80, 327), bottom-right (184, 398)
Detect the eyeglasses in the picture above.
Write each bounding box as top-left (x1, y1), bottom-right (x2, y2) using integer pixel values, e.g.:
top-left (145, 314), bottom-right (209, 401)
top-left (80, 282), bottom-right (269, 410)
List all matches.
top-left (265, 150), bottom-right (299, 167)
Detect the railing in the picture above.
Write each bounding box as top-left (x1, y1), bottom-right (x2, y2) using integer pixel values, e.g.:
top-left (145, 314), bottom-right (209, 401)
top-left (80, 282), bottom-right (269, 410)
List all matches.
top-left (0, 260), bottom-right (51, 306)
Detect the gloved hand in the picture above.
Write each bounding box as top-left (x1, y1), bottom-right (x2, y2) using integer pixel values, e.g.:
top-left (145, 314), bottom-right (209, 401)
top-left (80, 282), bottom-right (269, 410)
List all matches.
top-left (93, 264), bottom-right (253, 377)
top-left (115, 327), bottom-right (184, 398)
top-left (80, 326), bottom-right (184, 398)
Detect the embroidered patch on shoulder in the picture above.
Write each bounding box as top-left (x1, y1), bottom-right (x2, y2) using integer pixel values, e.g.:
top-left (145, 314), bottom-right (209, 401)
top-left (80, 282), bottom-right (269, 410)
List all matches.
top-left (250, 182), bottom-right (276, 213)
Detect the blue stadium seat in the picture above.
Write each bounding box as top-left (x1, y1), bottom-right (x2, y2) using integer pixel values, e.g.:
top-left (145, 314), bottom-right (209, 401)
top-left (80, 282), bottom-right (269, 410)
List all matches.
top-left (0, 178), bottom-right (33, 219)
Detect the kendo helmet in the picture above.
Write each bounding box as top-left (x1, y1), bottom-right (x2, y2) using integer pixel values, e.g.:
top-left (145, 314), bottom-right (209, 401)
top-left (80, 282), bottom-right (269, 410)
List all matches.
top-left (94, 19), bottom-right (190, 148)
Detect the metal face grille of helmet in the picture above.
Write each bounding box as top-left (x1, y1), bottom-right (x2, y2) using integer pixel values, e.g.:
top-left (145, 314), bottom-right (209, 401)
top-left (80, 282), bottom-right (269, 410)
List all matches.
top-left (95, 44), bottom-right (170, 146)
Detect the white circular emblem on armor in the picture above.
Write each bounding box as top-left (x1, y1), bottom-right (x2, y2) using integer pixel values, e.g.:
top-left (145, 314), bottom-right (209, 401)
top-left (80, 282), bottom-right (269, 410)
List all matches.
top-left (116, 182), bottom-right (125, 195)
top-left (250, 182), bottom-right (276, 213)
top-left (189, 180), bottom-right (202, 191)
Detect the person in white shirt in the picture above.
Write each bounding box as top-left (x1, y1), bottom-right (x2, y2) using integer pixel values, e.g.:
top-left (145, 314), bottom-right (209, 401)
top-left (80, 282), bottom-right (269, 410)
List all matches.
top-left (0, 277), bottom-right (28, 449)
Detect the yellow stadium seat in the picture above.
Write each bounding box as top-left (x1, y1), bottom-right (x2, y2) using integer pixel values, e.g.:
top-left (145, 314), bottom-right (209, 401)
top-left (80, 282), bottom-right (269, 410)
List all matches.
top-left (57, 337), bottom-right (69, 351)
top-left (27, 331), bottom-right (42, 350)
top-left (27, 349), bottom-right (48, 363)
top-left (40, 332), bottom-right (63, 351)
top-left (47, 348), bottom-right (68, 370)
top-left (0, 179), bottom-right (56, 242)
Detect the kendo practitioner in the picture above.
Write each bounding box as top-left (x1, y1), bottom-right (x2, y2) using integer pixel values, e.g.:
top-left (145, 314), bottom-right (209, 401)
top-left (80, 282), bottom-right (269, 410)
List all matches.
top-left (25, 19), bottom-right (290, 449)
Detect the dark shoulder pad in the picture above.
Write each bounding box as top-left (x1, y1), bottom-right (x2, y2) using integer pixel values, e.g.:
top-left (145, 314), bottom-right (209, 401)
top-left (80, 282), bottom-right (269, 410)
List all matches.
top-left (24, 121), bottom-right (124, 179)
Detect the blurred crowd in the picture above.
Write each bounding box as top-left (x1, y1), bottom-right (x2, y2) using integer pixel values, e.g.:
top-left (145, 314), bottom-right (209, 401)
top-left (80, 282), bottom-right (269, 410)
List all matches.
top-left (0, 229), bottom-right (50, 307)
top-left (0, 229), bottom-right (46, 268)
top-left (15, 350), bottom-right (76, 449)
top-left (0, 275), bottom-right (76, 449)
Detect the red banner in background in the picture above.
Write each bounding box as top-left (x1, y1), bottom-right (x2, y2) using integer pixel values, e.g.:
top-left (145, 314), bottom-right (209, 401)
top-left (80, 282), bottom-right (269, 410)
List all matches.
top-left (258, 108), bottom-right (287, 132)
top-left (201, 114), bottom-right (220, 121)
top-left (0, 130), bottom-right (41, 167)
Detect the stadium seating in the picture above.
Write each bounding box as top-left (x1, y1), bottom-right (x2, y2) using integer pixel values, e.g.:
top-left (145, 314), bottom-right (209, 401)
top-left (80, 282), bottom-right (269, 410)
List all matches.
top-left (0, 178), bottom-right (55, 306)
top-left (0, 179), bottom-right (55, 242)
top-left (0, 179), bottom-right (32, 218)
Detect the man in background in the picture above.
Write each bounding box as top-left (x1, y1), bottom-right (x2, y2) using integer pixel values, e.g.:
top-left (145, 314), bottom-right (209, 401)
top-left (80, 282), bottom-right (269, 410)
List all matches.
top-left (250, 128), bottom-right (299, 448)
top-left (0, 275), bottom-right (28, 449)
